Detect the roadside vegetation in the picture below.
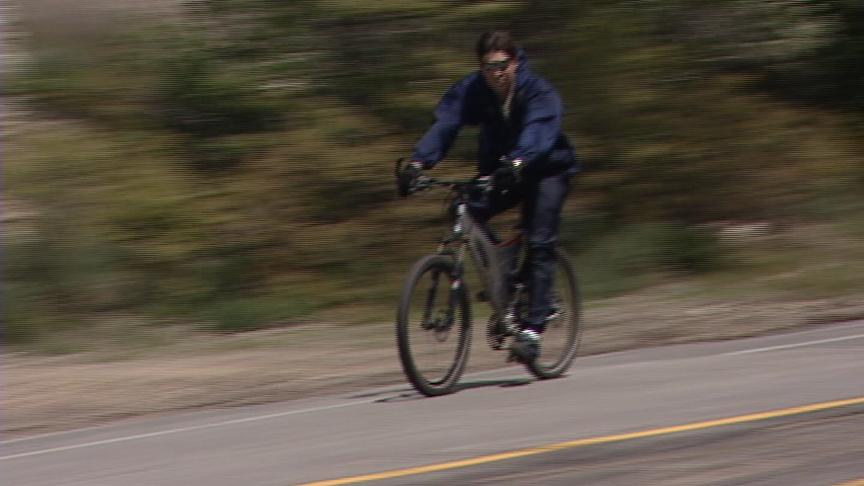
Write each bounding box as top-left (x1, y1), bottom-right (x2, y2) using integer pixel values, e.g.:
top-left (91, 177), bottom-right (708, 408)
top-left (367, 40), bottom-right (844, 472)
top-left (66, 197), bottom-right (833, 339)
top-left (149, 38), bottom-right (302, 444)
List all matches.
top-left (4, 0), bottom-right (864, 351)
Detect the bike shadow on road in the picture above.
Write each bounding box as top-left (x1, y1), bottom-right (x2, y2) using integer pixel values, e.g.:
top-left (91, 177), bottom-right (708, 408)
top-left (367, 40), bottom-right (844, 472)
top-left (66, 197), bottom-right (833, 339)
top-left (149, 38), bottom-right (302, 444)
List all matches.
top-left (355, 378), bottom-right (535, 403)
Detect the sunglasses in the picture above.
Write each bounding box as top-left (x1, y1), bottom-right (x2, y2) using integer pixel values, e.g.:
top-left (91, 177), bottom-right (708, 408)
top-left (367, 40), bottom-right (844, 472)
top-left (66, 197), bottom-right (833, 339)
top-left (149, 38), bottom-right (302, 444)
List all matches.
top-left (481, 59), bottom-right (512, 72)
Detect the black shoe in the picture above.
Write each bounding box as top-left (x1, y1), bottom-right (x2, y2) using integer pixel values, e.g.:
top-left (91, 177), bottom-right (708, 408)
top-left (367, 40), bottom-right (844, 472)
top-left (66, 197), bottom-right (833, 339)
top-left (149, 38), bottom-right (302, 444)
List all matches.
top-left (545, 306), bottom-right (562, 323)
top-left (510, 329), bottom-right (541, 363)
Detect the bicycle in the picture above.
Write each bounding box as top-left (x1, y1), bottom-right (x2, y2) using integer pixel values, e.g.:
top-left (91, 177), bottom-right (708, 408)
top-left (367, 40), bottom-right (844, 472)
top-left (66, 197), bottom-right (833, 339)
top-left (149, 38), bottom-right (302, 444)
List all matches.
top-left (395, 160), bottom-right (583, 396)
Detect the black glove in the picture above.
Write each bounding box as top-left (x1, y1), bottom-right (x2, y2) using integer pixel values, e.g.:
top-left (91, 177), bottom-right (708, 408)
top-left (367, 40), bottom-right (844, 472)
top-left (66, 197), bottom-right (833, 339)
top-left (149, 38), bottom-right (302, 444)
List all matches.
top-left (397, 161), bottom-right (424, 197)
top-left (492, 157), bottom-right (524, 192)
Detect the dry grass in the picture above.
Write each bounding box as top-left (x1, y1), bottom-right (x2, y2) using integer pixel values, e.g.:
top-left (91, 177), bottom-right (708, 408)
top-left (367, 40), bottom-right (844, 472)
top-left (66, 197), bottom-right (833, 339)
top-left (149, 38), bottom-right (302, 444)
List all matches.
top-left (5, 278), bottom-right (864, 437)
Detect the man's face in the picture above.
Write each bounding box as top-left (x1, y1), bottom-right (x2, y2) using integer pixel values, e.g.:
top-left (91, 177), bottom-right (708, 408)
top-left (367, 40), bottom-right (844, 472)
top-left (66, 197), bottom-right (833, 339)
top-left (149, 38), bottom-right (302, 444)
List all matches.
top-left (480, 50), bottom-right (517, 95)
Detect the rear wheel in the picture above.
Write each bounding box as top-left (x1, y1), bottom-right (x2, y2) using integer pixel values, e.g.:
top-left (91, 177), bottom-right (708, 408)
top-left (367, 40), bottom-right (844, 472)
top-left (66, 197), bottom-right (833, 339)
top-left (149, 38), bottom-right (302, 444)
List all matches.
top-left (525, 248), bottom-right (581, 380)
top-left (396, 254), bottom-right (472, 396)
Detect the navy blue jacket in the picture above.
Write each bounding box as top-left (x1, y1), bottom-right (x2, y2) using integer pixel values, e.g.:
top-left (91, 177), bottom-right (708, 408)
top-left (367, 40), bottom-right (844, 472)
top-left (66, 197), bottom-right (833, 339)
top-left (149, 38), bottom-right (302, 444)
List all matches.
top-left (412, 51), bottom-right (578, 176)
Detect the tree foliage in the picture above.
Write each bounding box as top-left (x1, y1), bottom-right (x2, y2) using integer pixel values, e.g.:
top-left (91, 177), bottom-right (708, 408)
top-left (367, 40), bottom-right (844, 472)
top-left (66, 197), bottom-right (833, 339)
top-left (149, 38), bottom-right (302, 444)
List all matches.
top-left (5, 0), bottom-right (864, 343)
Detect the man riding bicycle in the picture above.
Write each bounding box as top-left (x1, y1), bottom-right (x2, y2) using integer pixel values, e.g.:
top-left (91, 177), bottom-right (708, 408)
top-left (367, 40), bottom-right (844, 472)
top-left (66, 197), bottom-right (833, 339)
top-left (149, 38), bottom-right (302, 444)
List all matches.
top-left (398, 30), bottom-right (579, 362)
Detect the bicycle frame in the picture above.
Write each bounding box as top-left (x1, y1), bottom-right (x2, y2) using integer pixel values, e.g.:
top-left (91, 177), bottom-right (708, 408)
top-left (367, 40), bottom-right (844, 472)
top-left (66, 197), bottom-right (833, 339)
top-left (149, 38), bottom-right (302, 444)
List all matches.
top-left (434, 184), bottom-right (513, 318)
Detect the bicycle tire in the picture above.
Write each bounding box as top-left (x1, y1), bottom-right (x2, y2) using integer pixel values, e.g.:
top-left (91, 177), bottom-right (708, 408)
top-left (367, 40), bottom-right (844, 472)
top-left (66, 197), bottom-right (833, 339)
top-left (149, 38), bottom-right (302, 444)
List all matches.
top-left (525, 248), bottom-right (582, 380)
top-left (396, 254), bottom-right (472, 396)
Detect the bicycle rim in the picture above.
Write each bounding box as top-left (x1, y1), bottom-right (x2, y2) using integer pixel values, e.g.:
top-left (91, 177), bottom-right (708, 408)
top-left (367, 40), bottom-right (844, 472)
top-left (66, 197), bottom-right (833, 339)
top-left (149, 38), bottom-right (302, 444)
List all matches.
top-left (396, 255), bottom-right (472, 396)
top-left (526, 249), bottom-right (582, 379)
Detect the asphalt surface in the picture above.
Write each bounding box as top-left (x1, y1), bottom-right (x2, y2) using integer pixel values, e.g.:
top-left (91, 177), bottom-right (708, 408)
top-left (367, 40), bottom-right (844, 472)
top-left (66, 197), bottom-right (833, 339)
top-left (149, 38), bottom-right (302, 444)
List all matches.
top-left (3, 321), bottom-right (864, 486)
top-left (373, 405), bottom-right (864, 486)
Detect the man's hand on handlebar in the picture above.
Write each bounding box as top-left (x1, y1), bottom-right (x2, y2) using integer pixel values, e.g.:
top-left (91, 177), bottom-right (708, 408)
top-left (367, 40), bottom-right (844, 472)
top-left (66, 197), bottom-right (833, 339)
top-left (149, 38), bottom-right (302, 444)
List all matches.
top-left (492, 157), bottom-right (524, 193)
top-left (397, 160), bottom-right (425, 197)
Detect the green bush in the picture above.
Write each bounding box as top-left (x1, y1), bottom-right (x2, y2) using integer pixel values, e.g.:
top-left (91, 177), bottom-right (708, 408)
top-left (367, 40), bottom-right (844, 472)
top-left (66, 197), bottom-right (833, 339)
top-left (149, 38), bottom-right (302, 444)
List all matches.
top-left (199, 295), bottom-right (318, 333)
top-left (157, 51), bottom-right (283, 139)
top-left (655, 224), bottom-right (726, 273)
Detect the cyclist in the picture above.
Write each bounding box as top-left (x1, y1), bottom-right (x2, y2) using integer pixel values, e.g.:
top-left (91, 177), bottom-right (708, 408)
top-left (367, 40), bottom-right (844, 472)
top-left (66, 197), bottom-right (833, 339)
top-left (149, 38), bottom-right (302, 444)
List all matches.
top-left (398, 30), bottom-right (579, 362)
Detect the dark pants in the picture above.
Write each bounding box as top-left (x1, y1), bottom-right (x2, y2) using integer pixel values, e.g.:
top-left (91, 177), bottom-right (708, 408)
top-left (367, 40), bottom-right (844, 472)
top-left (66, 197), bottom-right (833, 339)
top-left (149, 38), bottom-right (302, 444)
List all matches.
top-left (468, 170), bottom-right (571, 332)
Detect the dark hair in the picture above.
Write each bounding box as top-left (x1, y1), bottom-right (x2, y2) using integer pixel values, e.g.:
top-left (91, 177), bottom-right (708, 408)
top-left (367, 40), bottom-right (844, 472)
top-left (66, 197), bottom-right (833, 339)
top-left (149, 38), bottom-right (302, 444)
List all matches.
top-left (475, 31), bottom-right (519, 60)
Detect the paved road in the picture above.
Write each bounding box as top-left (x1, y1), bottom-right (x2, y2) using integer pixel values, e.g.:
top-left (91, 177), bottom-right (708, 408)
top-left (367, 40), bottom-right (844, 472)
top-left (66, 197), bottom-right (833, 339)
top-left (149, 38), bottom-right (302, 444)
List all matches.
top-left (371, 403), bottom-right (864, 485)
top-left (3, 321), bottom-right (864, 486)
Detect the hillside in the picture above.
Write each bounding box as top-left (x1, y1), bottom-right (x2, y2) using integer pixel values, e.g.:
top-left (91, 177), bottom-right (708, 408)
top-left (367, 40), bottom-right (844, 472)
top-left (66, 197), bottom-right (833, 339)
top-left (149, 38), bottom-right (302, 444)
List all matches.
top-left (4, 0), bottom-right (864, 349)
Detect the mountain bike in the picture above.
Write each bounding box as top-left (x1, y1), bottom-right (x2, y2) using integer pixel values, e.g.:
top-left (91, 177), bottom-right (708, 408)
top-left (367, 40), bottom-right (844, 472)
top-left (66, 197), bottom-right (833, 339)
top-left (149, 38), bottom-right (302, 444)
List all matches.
top-left (395, 161), bottom-right (582, 396)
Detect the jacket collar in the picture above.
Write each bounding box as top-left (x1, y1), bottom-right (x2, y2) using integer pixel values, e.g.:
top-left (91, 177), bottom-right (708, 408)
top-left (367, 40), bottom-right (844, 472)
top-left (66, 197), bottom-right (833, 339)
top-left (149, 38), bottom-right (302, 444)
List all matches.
top-left (514, 48), bottom-right (532, 91)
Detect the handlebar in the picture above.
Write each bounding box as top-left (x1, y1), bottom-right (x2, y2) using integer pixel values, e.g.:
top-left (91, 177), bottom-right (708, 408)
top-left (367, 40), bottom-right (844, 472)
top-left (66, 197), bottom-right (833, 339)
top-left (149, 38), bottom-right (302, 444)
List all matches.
top-left (396, 158), bottom-right (492, 196)
top-left (412, 175), bottom-right (491, 193)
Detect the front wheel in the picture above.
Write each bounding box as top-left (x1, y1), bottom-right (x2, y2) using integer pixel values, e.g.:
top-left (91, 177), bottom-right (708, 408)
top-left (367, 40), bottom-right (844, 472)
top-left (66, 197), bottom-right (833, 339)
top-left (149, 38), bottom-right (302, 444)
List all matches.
top-left (396, 254), bottom-right (472, 396)
top-left (525, 248), bottom-right (582, 380)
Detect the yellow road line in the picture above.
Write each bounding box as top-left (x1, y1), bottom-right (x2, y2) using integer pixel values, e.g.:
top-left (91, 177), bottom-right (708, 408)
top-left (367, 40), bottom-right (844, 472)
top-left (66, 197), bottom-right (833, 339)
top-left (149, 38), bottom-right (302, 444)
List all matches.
top-left (300, 396), bottom-right (864, 486)
top-left (835, 479), bottom-right (864, 486)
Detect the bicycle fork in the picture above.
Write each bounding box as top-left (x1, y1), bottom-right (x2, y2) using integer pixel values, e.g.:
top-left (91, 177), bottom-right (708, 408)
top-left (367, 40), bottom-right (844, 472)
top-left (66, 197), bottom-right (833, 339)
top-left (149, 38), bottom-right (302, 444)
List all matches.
top-left (424, 203), bottom-right (469, 335)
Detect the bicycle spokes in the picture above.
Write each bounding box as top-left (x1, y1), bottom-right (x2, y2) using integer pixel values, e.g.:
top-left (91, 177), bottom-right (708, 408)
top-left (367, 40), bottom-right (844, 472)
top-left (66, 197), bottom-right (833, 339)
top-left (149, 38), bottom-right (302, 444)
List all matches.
top-left (397, 255), bottom-right (472, 396)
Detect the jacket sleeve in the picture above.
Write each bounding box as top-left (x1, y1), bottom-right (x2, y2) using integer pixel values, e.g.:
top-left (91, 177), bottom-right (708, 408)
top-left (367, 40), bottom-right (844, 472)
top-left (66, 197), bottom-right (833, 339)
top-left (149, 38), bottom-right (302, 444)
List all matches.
top-left (411, 78), bottom-right (471, 169)
top-left (508, 81), bottom-right (563, 167)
